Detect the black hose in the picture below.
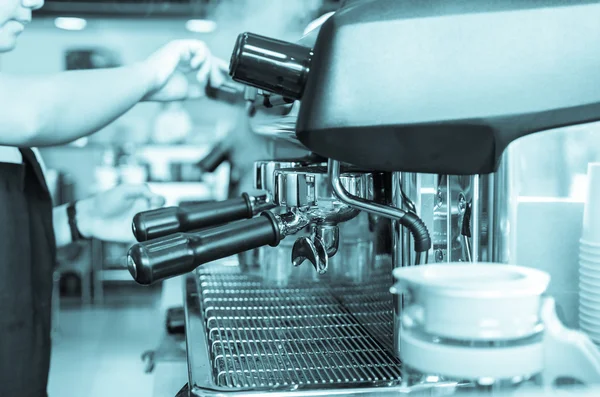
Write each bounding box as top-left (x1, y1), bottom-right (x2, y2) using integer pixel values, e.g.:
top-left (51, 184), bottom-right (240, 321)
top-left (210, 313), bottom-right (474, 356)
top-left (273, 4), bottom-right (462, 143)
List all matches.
top-left (461, 202), bottom-right (472, 238)
top-left (400, 211), bottom-right (432, 254)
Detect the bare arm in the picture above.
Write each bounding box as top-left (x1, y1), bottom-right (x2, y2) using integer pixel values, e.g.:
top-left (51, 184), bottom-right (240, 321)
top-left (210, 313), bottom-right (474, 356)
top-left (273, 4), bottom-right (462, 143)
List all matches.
top-left (53, 202), bottom-right (102, 248)
top-left (53, 184), bottom-right (163, 248)
top-left (53, 204), bottom-right (74, 248)
top-left (0, 64), bottom-right (154, 147)
top-left (0, 39), bottom-right (224, 147)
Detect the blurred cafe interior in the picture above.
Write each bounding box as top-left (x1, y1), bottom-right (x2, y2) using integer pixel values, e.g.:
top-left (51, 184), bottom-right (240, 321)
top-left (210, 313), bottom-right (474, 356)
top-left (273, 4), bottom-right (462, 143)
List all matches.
top-left (3, 1), bottom-right (600, 397)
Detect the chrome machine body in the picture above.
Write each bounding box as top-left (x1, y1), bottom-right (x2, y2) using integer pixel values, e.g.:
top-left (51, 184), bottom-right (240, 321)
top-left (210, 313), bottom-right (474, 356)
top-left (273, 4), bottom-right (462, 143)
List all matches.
top-left (128, 0), bottom-right (600, 395)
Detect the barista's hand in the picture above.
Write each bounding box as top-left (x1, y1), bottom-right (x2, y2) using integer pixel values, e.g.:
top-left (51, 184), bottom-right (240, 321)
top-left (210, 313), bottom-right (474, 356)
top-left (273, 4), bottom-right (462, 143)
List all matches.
top-left (76, 184), bottom-right (165, 243)
top-left (141, 39), bottom-right (230, 102)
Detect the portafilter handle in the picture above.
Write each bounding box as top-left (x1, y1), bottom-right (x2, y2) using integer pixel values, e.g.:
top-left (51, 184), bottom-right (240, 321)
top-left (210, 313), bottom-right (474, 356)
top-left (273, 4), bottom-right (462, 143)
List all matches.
top-left (196, 141), bottom-right (230, 173)
top-left (127, 212), bottom-right (283, 285)
top-left (132, 193), bottom-right (274, 242)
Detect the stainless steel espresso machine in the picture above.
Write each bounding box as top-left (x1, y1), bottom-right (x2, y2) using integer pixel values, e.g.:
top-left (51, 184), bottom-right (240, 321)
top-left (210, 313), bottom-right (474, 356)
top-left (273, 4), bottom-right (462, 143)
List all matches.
top-left (127, 0), bottom-right (600, 395)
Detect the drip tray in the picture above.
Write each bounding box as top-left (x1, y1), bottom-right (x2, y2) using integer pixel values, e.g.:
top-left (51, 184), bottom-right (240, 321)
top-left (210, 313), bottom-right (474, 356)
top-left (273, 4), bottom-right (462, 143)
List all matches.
top-left (189, 262), bottom-right (408, 393)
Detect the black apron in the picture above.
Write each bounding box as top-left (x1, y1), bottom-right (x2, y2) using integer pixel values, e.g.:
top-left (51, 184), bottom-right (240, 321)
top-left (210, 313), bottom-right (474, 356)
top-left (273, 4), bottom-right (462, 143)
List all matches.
top-left (0, 149), bottom-right (56, 397)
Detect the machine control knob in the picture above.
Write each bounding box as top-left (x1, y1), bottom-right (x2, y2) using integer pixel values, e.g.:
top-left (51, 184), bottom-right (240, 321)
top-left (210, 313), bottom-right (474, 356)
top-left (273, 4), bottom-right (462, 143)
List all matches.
top-left (229, 32), bottom-right (313, 100)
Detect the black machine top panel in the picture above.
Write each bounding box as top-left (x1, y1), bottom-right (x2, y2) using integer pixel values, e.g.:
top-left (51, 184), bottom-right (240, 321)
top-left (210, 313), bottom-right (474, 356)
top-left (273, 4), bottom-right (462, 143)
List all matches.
top-left (296, 0), bottom-right (600, 174)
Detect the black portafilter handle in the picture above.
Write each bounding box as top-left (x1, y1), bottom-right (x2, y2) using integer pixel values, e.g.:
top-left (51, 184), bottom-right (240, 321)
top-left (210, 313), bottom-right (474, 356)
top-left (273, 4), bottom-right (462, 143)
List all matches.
top-left (132, 194), bottom-right (256, 242)
top-left (196, 141), bottom-right (230, 173)
top-left (127, 212), bottom-right (282, 285)
top-left (229, 32), bottom-right (313, 100)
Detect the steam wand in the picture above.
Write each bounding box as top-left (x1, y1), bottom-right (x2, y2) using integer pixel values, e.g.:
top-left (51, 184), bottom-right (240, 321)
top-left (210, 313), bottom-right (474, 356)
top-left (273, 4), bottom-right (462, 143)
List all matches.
top-left (328, 159), bottom-right (431, 265)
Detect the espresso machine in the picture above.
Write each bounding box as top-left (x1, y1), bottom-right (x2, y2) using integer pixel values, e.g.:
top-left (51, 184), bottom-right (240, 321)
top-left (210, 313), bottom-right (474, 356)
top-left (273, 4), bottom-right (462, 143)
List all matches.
top-left (127, 0), bottom-right (600, 395)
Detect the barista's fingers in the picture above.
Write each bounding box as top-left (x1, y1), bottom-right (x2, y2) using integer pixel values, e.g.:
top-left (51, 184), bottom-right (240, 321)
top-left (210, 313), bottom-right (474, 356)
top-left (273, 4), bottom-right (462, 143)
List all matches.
top-left (190, 45), bottom-right (210, 70)
top-left (195, 55), bottom-right (212, 85)
top-left (209, 57), bottom-right (229, 88)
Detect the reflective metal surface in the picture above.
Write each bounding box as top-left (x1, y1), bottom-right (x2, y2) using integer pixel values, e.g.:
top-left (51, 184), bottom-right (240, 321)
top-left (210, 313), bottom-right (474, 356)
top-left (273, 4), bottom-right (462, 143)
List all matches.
top-left (274, 166), bottom-right (373, 209)
top-left (255, 159), bottom-right (319, 193)
top-left (390, 170), bottom-right (506, 355)
top-left (247, 162), bottom-right (379, 284)
top-left (247, 102), bottom-right (302, 147)
top-left (184, 261), bottom-right (460, 396)
top-left (242, 159), bottom-right (317, 272)
top-left (394, 173), bottom-right (501, 266)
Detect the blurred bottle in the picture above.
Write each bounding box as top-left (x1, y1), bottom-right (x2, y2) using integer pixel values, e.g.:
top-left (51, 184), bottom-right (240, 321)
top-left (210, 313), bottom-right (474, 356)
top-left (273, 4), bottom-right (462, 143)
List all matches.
top-left (118, 143), bottom-right (148, 184)
top-left (94, 148), bottom-right (119, 192)
top-left (152, 102), bottom-right (192, 144)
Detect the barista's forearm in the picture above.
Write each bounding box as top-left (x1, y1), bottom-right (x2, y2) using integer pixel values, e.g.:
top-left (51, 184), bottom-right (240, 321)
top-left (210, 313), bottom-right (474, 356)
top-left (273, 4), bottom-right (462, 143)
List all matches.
top-left (53, 201), bottom-right (94, 248)
top-left (0, 64), bottom-right (154, 147)
top-left (53, 204), bottom-right (72, 248)
top-left (31, 64), bottom-right (155, 145)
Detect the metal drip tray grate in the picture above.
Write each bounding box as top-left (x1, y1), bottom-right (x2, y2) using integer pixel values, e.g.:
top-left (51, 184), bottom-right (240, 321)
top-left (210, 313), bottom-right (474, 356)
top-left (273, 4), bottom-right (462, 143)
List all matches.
top-left (197, 268), bottom-right (402, 389)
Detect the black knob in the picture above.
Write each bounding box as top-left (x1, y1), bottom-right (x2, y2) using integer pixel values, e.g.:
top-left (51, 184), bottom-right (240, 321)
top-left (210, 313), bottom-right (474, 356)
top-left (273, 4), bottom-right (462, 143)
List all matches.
top-left (132, 195), bottom-right (254, 242)
top-left (205, 79), bottom-right (246, 104)
top-left (229, 32), bottom-right (313, 100)
top-left (128, 212), bottom-right (282, 285)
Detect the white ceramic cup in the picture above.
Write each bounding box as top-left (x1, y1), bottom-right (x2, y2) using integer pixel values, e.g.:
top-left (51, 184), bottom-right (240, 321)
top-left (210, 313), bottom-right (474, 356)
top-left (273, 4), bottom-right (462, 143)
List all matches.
top-left (391, 264), bottom-right (549, 341)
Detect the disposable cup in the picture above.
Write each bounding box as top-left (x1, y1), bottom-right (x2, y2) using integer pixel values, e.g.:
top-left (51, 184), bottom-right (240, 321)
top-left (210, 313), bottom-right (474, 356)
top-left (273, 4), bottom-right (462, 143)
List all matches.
top-left (580, 281), bottom-right (600, 292)
top-left (579, 304), bottom-right (600, 317)
top-left (579, 254), bottom-right (600, 264)
top-left (580, 315), bottom-right (600, 329)
top-left (579, 318), bottom-right (600, 333)
top-left (580, 292), bottom-right (600, 304)
top-left (579, 244), bottom-right (600, 255)
top-left (581, 239), bottom-right (600, 248)
top-left (579, 282), bottom-right (600, 294)
top-left (579, 261), bottom-right (600, 271)
top-left (580, 266), bottom-right (600, 280)
top-left (582, 164), bottom-right (600, 241)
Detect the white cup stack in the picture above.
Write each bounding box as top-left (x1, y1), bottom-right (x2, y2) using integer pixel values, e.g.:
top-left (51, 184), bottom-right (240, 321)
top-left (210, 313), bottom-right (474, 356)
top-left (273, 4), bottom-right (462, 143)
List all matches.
top-left (579, 163), bottom-right (600, 343)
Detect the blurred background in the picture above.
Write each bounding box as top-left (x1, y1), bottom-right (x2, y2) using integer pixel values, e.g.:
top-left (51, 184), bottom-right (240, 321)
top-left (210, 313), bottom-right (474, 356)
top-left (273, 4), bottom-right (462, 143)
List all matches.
top-left (2, 0), bottom-right (600, 396)
top-left (0, 1), bottom-right (339, 395)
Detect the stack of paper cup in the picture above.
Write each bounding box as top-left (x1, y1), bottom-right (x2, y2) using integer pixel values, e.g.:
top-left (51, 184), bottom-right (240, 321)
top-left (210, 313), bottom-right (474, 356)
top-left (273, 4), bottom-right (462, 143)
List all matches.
top-left (580, 163), bottom-right (600, 343)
